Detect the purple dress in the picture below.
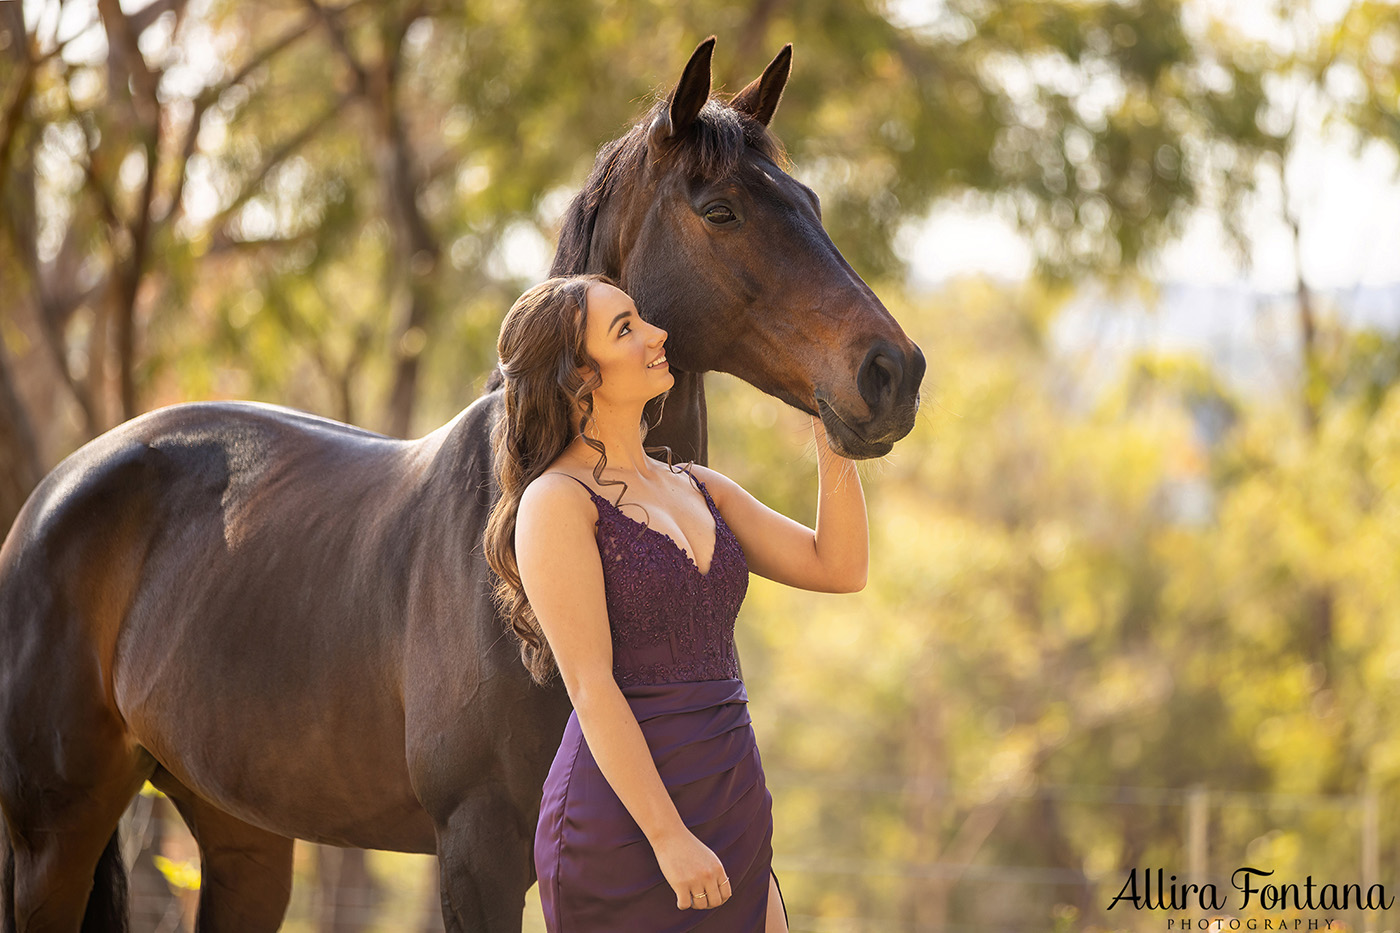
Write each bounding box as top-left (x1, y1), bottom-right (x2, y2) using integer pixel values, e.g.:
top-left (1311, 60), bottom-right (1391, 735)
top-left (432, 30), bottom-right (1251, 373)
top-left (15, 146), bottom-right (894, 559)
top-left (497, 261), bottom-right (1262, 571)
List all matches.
top-left (535, 467), bottom-right (786, 931)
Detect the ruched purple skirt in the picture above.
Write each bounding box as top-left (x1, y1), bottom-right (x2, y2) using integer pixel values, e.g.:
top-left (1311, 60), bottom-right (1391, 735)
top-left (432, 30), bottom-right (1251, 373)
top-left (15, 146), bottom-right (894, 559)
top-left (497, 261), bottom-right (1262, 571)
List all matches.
top-left (535, 677), bottom-right (777, 931)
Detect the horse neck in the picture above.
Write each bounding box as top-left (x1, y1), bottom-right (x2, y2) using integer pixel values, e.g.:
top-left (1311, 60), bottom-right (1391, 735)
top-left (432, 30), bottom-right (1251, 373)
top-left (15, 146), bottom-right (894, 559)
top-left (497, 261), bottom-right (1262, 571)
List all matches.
top-left (561, 190), bottom-right (710, 467)
top-left (642, 368), bottom-right (708, 467)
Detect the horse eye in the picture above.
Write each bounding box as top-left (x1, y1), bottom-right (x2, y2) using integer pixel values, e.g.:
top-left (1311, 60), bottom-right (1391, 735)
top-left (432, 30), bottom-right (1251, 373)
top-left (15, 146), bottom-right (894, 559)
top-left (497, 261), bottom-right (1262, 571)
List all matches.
top-left (704, 205), bottom-right (736, 225)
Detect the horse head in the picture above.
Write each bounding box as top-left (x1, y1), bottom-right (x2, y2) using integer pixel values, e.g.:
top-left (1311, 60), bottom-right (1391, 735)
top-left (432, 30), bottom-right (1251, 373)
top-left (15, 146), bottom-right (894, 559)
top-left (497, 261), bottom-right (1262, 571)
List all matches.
top-left (541, 36), bottom-right (926, 461)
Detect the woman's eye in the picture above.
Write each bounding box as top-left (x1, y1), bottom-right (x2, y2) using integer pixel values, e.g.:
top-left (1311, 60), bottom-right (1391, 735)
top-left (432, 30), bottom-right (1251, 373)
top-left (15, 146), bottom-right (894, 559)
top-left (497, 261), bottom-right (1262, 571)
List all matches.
top-left (619, 322), bottom-right (631, 336)
top-left (704, 205), bottom-right (736, 225)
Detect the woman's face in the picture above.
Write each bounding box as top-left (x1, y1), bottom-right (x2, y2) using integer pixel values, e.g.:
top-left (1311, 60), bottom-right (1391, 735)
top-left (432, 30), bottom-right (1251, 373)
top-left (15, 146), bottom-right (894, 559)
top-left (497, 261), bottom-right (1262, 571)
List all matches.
top-left (580, 282), bottom-right (672, 406)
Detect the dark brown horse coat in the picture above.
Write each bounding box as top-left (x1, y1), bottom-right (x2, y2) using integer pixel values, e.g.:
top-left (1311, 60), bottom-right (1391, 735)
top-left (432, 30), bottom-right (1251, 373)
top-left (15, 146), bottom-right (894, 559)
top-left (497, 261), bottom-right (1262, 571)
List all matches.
top-left (0, 39), bottom-right (924, 932)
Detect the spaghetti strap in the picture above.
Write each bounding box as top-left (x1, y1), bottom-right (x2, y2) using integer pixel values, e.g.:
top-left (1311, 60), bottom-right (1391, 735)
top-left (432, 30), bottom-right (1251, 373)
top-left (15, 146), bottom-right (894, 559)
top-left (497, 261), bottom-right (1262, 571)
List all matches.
top-left (678, 462), bottom-right (704, 492)
top-left (679, 465), bottom-right (721, 517)
top-left (550, 472), bottom-right (602, 500)
top-left (549, 468), bottom-right (713, 522)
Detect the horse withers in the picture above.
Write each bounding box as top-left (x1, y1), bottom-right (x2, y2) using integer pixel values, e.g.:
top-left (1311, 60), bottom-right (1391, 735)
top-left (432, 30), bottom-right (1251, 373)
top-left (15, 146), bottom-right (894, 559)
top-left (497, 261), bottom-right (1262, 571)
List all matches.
top-left (0, 37), bottom-right (924, 932)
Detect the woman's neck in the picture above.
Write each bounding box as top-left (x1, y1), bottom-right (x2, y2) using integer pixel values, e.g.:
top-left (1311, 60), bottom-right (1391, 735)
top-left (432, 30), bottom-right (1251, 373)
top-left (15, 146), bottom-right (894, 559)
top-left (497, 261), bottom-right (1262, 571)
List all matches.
top-left (567, 400), bottom-right (662, 477)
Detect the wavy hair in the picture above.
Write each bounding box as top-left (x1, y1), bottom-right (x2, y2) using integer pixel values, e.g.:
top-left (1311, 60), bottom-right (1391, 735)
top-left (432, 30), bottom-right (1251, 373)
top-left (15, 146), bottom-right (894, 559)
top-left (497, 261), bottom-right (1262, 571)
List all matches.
top-left (485, 274), bottom-right (677, 685)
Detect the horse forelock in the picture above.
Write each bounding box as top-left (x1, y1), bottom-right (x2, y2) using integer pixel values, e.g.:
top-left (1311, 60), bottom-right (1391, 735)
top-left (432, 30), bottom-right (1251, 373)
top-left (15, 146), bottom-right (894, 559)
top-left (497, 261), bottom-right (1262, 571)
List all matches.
top-left (661, 98), bottom-right (786, 180)
top-left (550, 96), bottom-right (785, 278)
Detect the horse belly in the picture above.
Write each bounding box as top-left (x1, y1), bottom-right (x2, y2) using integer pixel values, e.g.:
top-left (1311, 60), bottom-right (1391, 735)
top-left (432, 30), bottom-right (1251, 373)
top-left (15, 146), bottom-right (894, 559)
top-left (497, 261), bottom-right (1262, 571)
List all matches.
top-left (116, 545), bottom-right (439, 852)
top-left (123, 665), bottom-right (439, 851)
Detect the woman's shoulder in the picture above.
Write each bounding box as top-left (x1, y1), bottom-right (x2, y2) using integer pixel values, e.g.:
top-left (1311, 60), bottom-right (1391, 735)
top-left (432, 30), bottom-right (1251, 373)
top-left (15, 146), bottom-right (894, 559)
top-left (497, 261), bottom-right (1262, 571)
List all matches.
top-left (527, 450), bottom-right (595, 489)
top-left (677, 461), bottom-right (741, 505)
top-left (519, 467), bottom-right (601, 522)
top-left (514, 474), bottom-right (603, 568)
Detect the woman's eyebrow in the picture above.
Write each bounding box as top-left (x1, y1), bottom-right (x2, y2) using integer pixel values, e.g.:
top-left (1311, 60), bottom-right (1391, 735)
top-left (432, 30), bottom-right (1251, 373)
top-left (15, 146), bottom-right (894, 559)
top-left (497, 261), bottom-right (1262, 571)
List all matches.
top-left (609, 311), bottom-right (631, 334)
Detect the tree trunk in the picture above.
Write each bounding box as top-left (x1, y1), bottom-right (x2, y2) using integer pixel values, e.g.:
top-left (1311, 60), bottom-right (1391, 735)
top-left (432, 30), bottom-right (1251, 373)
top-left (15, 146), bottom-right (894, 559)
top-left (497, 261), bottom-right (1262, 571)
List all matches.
top-left (126, 795), bottom-right (190, 933)
top-left (375, 62), bottom-right (439, 439)
top-left (1286, 197), bottom-right (1335, 685)
top-left (96, 0), bottom-right (164, 423)
top-left (305, 1), bottom-right (440, 438)
top-left (1291, 210), bottom-right (1321, 438)
top-left (0, 346), bottom-right (41, 537)
top-left (902, 668), bottom-right (951, 929)
top-left (1034, 795), bottom-right (1093, 918)
top-left (420, 864), bottom-right (447, 933)
top-left (317, 845), bottom-right (381, 932)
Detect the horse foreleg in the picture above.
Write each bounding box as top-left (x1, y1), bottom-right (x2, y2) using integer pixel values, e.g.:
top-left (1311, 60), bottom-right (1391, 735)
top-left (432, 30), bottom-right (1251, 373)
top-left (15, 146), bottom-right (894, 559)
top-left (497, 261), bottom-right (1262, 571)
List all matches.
top-left (152, 771), bottom-right (293, 933)
top-left (434, 787), bottom-right (534, 933)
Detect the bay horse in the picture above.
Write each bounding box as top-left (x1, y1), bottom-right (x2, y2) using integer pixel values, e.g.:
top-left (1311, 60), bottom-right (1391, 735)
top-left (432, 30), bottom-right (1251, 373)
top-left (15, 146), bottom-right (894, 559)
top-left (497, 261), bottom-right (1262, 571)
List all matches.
top-left (0, 37), bottom-right (924, 931)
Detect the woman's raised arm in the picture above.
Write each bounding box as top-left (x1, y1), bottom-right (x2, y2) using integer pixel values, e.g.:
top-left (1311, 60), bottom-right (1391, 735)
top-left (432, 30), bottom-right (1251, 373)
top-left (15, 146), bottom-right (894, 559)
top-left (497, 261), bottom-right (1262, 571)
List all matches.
top-left (688, 415), bottom-right (868, 593)
top-left (516, 475), bottom-right (732, 910)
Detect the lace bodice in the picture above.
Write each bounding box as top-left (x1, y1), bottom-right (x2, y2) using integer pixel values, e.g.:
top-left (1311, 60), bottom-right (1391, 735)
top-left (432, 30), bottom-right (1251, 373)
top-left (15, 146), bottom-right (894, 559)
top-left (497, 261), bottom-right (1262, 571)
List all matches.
top-left (555, 467), bottom-right (749, 687)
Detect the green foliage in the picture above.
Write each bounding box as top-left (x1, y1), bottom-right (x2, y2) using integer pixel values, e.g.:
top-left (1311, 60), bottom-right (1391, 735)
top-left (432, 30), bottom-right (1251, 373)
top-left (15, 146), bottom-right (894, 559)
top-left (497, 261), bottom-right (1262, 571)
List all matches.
top-left (710, 279), bottom-right (1400, 929)
top-left (5, 3), bottom-right (1400, 928)
top-left (6, 0), bottom-right (1342, 444)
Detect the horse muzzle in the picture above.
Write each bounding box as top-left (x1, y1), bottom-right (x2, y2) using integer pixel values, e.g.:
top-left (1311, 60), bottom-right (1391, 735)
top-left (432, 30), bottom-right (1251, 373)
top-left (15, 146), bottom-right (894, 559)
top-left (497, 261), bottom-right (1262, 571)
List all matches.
top-left (815, 339), bottom-right (925, 458)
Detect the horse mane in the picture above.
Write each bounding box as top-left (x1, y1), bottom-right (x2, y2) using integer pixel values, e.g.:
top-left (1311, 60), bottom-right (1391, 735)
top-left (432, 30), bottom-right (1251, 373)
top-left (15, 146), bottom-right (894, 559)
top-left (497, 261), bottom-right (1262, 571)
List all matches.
top-left (551, 97), bottom-right (785, 277)
top-left (483, 95), bottom-right (785, 394)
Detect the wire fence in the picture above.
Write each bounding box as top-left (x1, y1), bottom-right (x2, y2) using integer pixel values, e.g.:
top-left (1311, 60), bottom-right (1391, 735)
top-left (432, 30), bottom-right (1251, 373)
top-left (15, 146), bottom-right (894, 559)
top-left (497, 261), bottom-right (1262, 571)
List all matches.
top-left (113, 776), bottom-right (1400, 932)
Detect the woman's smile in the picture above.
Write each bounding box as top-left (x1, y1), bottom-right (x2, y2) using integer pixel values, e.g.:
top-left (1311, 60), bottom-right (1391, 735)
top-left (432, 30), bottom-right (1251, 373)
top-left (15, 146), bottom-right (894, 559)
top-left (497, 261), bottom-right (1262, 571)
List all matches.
top-left (580, 281), bottom-right (673, 402)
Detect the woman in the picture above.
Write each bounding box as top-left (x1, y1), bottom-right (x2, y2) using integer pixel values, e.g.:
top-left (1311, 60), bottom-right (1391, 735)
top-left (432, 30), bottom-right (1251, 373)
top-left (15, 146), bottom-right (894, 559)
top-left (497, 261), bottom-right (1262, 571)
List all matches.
top-left (484, 273), bottom-right (867, 931)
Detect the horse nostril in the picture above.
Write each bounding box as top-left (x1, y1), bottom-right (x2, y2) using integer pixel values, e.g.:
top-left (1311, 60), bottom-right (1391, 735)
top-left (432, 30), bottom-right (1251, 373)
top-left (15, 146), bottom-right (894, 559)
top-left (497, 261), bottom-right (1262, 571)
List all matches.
top-left (909, 345), bottom-right (927, 388)
top-left (858, 343), bottom-right (904, 411)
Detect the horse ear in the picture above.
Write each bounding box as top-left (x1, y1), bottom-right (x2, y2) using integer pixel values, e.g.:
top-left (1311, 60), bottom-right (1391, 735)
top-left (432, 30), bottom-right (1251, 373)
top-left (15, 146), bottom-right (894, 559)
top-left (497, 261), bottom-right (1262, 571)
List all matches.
top-left (651, 36), bottom-right (715, 146)
top-left (731, 44), bottom-right (792, 127)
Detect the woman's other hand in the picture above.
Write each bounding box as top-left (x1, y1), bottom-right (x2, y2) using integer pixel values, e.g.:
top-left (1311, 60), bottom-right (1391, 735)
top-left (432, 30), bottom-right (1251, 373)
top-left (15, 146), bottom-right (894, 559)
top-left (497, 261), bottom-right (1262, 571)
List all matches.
top-left (652, 826), bottom-right (732, 910)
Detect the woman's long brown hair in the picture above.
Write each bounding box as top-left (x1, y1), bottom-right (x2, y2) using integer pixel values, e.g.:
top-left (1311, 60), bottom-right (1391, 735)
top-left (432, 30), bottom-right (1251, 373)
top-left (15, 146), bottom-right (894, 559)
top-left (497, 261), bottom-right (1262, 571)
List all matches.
top-left (484, 274), bottom-right (677, 685)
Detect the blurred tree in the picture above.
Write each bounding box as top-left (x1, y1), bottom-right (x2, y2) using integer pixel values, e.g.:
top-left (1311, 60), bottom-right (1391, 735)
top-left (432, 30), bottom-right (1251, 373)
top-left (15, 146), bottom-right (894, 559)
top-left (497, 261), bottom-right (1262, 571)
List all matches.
top-left (0, 0), bottom-right (335, 526)
top-left (1185, 0), bottom-right (1400, 436)
top-left (1171, 0), bottom-right (1400, 704)
top-left (4, 2), bottom-right (1400, 928)
top-left (722, 278), bottom-right (1400, 931)
top-left (1, 0), bottom-right (1287, 512)
top-left (0, 5), bottom-right (44, 530)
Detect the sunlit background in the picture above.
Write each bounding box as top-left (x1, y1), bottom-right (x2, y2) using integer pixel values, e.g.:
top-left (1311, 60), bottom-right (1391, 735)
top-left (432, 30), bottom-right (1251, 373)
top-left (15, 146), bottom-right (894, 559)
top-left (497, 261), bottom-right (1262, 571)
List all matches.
top-left (3, 0), bottom-right (1400, 930)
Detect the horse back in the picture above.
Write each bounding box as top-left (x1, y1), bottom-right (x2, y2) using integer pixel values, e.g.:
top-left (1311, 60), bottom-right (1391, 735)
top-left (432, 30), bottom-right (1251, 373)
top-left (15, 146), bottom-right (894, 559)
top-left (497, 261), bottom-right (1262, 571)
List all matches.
top-left (0, 400), bottom-right (500, 847)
